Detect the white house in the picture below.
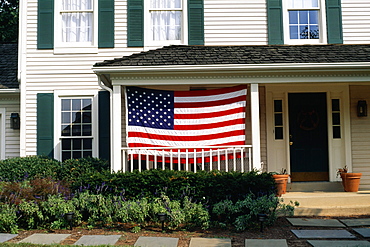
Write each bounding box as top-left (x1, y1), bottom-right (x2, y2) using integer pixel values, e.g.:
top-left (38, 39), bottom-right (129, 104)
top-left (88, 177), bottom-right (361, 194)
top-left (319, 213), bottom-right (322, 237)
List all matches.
top-left (18, 0), bottom-right (370, 189)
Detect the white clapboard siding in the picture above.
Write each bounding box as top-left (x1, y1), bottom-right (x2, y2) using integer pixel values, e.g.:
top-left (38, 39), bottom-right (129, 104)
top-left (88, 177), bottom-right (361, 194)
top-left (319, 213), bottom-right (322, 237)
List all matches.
top-left (0, 96), bottom-right (20, 159)
top-left (204, 0), bottom-right (268, 45)
top-left (342, 0), bottom-right (370, 44)
top-left (350, 85), bottom-right (370, 189)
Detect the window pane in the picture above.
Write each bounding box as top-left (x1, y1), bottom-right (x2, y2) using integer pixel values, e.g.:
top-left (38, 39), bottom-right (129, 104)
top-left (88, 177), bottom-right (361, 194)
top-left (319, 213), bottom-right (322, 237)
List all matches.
top-left (73, 151), bottom-right (82, 159)
top-left (289, 11), bottom-right (298, 24)
top-left (309, 25), bottom-right (319, 38)
top-left (309, 10), bottom-right (318, 24)
top-left (275, 127), bottom-right (283, 140)
top-left (332, 99), bottom-right (340, 111)
top-left (62, 151), bottom-right (71, 161)
top-left (61, 112), bottom-right (71, 124)
top-left (62, 139), bottom-right (71, 150)
top-left (299, 11), bottom-right (308, 24)
top-left (300, 25), bottom-right (309, 39)
top-left (62, 0), bottom-right (92, 10)
top-left (73, 138), bottom-right (82, 150)
top-left (82, 99), bottom-right (92, 110)
top-left (82, 112), bottom-right (91, 123)
top-left (62, 99), bottom-right (71, 111)
top-left (83, 151), bottom-right (92, 158)
top-left (275, 113), bottom-right (283, 126)
top-left (332, 113), bottom-right (340, 125)
top-left (304, 0), bottom-right (318, 8)
top-left (73, 112), bottom-right (82, 123)
top-left (82, 125), bottom-right (92, 136)
top-left (83, 138), bottom-right (92, 149)
top-left (152, 11), bottom-right (182, 41)
top-left (62, 125), bottom-right (71, 136)
top-left (333, 126), bottom-right (341, 138)
top-left (72, 125), bottom-right (81, 136)
top-left (72, 99), bottom-right (81, 111)
top-left (62, 13), bottom-right (92, 42)
top-left (274, 100), bottom-right (282, 112)
top-left (290, 26), bottom-right (299, 39)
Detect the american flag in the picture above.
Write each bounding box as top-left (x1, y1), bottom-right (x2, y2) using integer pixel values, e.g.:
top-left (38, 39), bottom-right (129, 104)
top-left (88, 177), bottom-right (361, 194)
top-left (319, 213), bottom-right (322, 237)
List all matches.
top-left (125, 85), bottom-right (247, 162)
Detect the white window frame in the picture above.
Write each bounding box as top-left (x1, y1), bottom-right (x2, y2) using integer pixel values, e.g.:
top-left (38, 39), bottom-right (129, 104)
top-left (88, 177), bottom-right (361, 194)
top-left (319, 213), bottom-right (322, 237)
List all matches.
top-left (54, 90), bottom-right (99, 161)
top-left (54, 0), bottom-right (98, 54)
top-left (144, 0), bottom-right (188, 47)
top-left (283, 0), bottom-right (327, 45)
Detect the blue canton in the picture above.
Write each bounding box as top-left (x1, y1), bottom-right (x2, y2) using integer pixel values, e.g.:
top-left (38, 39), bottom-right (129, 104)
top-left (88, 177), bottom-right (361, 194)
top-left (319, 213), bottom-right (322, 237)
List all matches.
top-left (127, 87), bottom-right (174, 130)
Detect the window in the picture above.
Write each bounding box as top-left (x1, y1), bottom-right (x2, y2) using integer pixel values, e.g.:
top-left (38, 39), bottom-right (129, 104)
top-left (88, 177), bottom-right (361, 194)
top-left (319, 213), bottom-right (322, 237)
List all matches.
top-left (332, 99), bottom-right (341, 139)
top-left (274, 100), bottom-right (284, 140)
top-left (54, 0), bottom-right (98, 53)
top-left (60, 98), bottom-right (93, 160)
top-left (145, 0), bottom-right (186, 46)
top-left (283, 0), bottom-right (327, 44)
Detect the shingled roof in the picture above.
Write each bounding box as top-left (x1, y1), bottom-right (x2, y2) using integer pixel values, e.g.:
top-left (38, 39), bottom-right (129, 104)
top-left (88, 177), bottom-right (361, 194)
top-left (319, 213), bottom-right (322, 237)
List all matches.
top-left (94, 44), bottom-right (370, 67)
top-left (0, 43), bottom-right (18, 89)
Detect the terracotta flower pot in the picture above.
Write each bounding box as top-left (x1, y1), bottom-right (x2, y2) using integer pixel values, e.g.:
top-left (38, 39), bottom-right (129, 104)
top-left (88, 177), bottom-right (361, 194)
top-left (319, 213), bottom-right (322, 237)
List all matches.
top-left (272, 174), bottom-right (289, 197)
top-left (342, 173), bottom-right (362, 192)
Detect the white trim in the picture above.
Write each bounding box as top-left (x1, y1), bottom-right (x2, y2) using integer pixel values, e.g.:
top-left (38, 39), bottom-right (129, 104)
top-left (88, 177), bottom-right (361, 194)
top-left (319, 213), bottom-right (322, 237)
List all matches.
top-left (54, 0), bottom-right (98, 54)
top-left (144, 0), bottom-right (188, 47)
top-left (283, 0), bottom-right (327, 44)
top-left (0, 89), bottom-right (20, 94)
top-left (112, 85), bottom-right (122, 172)
top-left (250, 84), bottom-right (261, 170)
top-left (0, 109), bottom-right (5, 160)
top-left (53, 90), bottom-right (99, 161)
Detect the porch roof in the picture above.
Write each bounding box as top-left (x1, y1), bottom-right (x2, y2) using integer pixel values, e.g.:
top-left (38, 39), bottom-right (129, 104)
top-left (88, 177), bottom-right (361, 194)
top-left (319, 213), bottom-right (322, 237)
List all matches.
top-left (0, 43), bottom-right (18, 89)
top-left (94, 44), bottom-right (370, 67)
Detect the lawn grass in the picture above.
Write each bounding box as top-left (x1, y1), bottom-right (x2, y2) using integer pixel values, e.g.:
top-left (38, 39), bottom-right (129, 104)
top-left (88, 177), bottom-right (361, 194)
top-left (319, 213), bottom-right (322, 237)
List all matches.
top-left (0, 244), bottom-right (133, 247)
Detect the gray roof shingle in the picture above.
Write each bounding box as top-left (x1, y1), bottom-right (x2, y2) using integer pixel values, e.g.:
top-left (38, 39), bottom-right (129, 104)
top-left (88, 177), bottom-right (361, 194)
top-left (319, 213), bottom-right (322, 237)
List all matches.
top-left (0, 43), bottom-right (18, 89)
top-left (94, 44), bottom-right (370, 67)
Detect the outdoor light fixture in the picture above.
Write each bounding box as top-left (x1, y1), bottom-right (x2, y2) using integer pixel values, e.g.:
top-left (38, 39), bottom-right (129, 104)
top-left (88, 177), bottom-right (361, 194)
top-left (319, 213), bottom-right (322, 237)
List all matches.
top-left (10, 113), bottom-right (20, 129)
top-left (157, 213), bottom-right (167, 231)
top-left (65, 212), bottom-right (74, 230)
top-left (257, 213), bottom-right (268, 232)
top-left (357, 100), bottom-right (367, 117)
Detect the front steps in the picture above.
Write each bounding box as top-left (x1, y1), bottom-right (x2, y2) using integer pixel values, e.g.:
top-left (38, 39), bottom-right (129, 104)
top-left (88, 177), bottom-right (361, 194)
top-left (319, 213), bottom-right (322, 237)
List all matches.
top-left (282, 182), bottom-right (370, 216)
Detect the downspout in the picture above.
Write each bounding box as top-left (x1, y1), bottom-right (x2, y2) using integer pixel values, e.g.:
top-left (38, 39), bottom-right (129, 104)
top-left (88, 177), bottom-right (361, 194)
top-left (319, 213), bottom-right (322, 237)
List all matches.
top-left (97, 75), bottom-right (113, 171)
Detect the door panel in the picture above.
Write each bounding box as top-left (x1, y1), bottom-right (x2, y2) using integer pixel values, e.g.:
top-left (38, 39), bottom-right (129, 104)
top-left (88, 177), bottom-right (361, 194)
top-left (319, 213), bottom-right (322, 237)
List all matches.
top-left (288, 93), bottom-right (329, 182)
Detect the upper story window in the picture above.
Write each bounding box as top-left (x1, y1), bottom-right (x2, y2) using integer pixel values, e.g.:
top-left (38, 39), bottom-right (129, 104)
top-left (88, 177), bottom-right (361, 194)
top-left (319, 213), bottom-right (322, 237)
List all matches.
top-left (54, 0), bottom-right (98, 53)
top-left (283, 0), bottom-right (327, 44)
top-left (145, 0), bottom-right (187, 46)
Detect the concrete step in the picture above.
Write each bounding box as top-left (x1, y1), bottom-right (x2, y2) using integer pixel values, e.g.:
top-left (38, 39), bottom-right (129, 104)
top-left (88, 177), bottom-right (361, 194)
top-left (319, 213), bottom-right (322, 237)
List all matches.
top-left (282, 191), bottom-right (370, 216)
top-left (287, 182), bottom-right (343, 192)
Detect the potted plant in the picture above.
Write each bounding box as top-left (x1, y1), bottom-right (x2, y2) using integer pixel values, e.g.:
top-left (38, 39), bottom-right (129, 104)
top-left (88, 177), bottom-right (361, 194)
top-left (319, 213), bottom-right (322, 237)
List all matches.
top-left (272, 168), bottom-right (289, 197)
top-left (337, 166), bottom-right (362, 192)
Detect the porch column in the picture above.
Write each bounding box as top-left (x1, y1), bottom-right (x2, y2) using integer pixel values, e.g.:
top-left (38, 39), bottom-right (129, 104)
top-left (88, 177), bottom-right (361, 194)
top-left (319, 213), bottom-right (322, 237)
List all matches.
top-left (112, 85), bottom-right (122, 172)
top-left (250, 84), bottom-right (261, 170)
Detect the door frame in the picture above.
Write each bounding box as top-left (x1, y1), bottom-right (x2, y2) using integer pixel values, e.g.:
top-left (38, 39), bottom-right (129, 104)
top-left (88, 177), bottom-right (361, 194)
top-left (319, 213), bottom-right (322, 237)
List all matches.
top-left (266, 84), bottom-right (352, 182)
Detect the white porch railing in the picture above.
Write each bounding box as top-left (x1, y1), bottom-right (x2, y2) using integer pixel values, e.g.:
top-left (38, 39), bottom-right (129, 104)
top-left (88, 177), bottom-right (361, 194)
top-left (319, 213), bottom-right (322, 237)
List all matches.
top-left (121, 145), bottom-right (253, 172)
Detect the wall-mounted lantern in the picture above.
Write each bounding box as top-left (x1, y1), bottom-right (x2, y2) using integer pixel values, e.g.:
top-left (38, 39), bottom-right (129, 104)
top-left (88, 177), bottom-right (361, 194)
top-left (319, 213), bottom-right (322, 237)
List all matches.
top-left (10, 113), bottom-right (20, 129)
top-left (357, 100), bottom-right (367, 117)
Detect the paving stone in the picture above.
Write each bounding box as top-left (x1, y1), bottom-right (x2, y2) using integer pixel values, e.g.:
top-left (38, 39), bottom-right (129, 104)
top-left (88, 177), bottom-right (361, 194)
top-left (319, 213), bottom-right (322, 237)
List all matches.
top-left (18, 234), bottom-right (71, 244)
top-left (189, 237), bottom-right (231, 247)
top-left (0, 234), bottom-right (18, 243)
top-left (134, 236), bottom-right (178, 247)
top-left (307, 240), bottom-right (370, 247)
top-left (340, 218), bottom-right (370, 227)
top-left (291, 230), bottom-right (356, 239)
top-left (287, 218), bottom-right (345, 227)
top-left (353, 228), bottom-right (370, 237)
top-left (74, 235), bottom-right (121, 246)
top-left (245, 239), bottom-right (288, 247)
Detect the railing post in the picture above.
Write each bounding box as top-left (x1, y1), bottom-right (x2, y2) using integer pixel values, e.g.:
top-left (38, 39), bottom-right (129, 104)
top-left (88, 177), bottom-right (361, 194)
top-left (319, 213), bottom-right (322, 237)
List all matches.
top-left (251, 84), bottom-right (261, 170)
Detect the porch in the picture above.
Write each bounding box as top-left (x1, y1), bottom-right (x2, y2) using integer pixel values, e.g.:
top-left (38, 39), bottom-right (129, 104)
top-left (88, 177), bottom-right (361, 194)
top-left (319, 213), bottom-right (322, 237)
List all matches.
top-left (283, 182), bottom-right (370, 216)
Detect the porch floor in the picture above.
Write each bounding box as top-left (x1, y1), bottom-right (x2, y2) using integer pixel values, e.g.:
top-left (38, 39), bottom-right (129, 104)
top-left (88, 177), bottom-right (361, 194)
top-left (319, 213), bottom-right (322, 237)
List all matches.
top-left (283, 182), bottom-right (370, 216)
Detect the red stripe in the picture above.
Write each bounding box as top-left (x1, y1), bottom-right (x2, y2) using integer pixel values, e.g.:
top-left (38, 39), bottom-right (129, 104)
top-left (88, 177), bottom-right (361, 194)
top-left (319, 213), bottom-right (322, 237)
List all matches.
top-left (174, 85), bottom-right (246, 97)
top-left (128, 129), bottom-right (245, 142)
top-left (174, 95), bottom-right (245, 108)
top-left (174, 118), bottom-right (244, 130)
top-left (175, 106), bottom-right (244, 119)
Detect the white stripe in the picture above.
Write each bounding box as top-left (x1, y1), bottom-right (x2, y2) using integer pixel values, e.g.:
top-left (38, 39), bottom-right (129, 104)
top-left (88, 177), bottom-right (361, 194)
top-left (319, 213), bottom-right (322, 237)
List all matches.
top-left (128, 135), bottom-right (245, 147)
top-left (128, 149), bottom-right (243, 158)
top-left (174, 89), bottom-right (247, 103)
top-left (127, 124), bottom-right (245, 136)
top-left (174, 101), bottom-right (246, 114)
top-left (175, 112), bottom-right (245, 125)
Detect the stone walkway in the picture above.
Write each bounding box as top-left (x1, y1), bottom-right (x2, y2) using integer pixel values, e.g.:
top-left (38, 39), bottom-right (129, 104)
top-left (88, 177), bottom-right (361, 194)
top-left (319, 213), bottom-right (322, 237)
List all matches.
top-left (1, 218), bottom-right (370, 246)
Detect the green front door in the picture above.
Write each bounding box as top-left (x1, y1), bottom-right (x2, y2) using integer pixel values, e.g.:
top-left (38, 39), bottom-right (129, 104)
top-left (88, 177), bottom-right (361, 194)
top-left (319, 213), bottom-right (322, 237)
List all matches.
top-left (288, 93), bottom-right (329, 181)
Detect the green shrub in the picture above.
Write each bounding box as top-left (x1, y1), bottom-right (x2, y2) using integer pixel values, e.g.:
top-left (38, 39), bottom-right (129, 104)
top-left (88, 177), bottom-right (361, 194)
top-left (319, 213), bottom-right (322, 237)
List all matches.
top-left (212, 194), bottom-right (298, 231)
top-left (0, 204), bottom-right (18, 233)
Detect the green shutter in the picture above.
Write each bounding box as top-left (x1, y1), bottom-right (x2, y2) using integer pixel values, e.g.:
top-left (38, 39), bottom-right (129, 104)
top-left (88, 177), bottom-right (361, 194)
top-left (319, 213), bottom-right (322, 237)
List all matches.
top-left (98, 0), bottom-right (115, 48)
top-left (98, 91), bottom-right (111, 162)
top-left (326, 0), bottom-right (343, 44)
top-left (37, 0), bottom-right (54, 49)
top-left (127, 0), bottom-right (144, 47)
top-left (37, 93), bottom-right (54, 158)
top-left (188, 0), bottom-right (204, 45)
top-left (267, 0), bottom-right (284, 45)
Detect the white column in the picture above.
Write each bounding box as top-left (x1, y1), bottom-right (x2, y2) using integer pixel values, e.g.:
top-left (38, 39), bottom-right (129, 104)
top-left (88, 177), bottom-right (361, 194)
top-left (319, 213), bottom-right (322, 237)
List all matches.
top-left (250, 84), bottom-right (261, 170)
top-left (112, 85), bottom-right (122, 172)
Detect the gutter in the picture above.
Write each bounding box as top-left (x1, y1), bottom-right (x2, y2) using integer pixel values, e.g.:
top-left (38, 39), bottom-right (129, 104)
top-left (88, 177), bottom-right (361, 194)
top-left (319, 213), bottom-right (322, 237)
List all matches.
top-left (0, 89), bottom-right (20, 94)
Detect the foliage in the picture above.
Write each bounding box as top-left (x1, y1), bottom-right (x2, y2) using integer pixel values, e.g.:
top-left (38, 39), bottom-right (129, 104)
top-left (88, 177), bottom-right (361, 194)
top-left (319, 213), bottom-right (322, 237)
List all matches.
top-left (0, 203), bottom-right (18, 233)
top-left (0, 0), bottom-right (19, 42)
top-left (212, 194), bottom-right (298, 231)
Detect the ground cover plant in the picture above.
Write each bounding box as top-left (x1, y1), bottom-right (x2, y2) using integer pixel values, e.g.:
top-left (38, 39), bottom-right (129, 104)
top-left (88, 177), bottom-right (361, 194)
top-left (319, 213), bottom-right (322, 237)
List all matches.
top-left (0, 156), bottom-right (298, 234)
